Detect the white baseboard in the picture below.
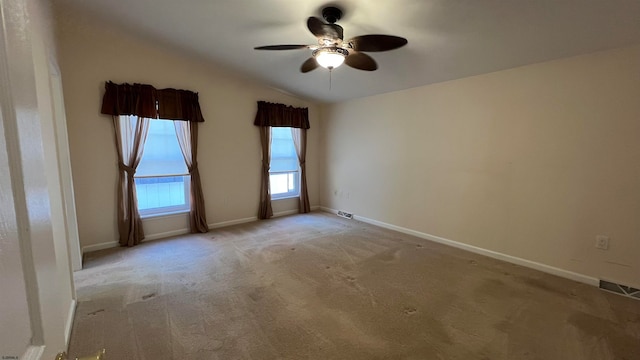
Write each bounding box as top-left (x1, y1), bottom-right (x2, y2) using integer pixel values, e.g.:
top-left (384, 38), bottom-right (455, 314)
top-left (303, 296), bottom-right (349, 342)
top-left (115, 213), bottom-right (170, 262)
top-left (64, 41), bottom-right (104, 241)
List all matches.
top-left (208, 216), bottom-right (257, 229)
top-left (319, 206), bottom-right (335, 213)
top-left (273, 209), bottom-right (298, 217)
top-left (80, 206), bottom-right (600, 286)
top-left (20, 346), bottom-right (44, 360)
top-left (82, 205), bottom-right (323, 254)
top-left (273, 206), bottom-right (321, 217)
top-left (64, 299), bottom-right (77, 348)
top-left (82, 228), bottom-right (191, 254)
top-left (319, 207), bottom-right (599, 287)
top-left (81, 240), bottom-right (119, 254)
top-left (208, 206), bottom-right (321, 229)
top-left (144, 228), bottom-right (190, 241)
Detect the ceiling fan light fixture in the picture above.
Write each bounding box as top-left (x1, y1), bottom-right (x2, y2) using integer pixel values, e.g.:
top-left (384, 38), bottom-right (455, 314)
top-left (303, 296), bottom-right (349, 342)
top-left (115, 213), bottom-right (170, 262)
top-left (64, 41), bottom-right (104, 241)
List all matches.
top-left (314, 47), bottom-right (348, 69)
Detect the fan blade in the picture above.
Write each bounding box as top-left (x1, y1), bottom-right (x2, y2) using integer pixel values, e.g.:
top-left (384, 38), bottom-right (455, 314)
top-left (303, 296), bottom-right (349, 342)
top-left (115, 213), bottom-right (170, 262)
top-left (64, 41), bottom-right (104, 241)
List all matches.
top-left (254, 45), bottom-right (309, 50)
top-left (300, 58), bottom-right (319, 73)
top-left (348, 35), bottom-right (408, 52)
top-left (345, 52), bottom-right (377, 71)
top-left (307, 17), bottom-right (325, 37)
top-left (307, 17), bottom-right (343, 40)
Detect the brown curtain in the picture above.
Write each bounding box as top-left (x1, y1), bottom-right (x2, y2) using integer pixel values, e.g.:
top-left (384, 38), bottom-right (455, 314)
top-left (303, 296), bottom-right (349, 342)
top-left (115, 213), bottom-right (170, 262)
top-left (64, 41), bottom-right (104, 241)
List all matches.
top-left (102, 83), bottom-right (157, 119)
top-left (158, 88), bottom-right (205, 123)
top-left (254, 101), bottom-right (310, 129)
top-left (258, 126), bottom-right (273, 219)
top-left (101, 81), bottom-right (205, 122)
top-left (113, 115), bottom-right (150, 246)
top-left (254, 101), bottom-right (309, 219)
top-left (291, 128), bottom-right (310, 213)
top-left (174, 121), bottom-right (208, 233)
top-left (102, 81), bottom-right (207, 245)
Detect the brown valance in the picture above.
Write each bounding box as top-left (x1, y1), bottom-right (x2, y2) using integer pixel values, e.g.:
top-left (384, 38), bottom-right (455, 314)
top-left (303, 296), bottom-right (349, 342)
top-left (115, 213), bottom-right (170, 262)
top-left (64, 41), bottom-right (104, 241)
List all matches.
top-left (254, 101), bottom-right (310, 129)
top-left (101, 81), bottom-right (205, 122)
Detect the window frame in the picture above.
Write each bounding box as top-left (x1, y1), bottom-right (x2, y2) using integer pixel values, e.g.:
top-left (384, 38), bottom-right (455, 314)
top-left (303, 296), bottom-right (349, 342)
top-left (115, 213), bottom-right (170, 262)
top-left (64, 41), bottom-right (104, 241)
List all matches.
top-left (269, 170), bottom-right (300, 200)
top-left (133, 118), bottom-right (191, 217)
top-left (135, 174), bottom-right (191, 217)
top-left (269, 127), bottom-right (300, 200)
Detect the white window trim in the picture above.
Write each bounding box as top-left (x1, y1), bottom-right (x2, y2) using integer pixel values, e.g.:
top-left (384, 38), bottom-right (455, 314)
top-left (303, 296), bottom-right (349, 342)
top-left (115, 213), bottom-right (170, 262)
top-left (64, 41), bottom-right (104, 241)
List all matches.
top-left (272, 194), bottom-right (299, 201)
top-left (134, 117), bottom-right (192, 217)
top-left (140, 208), bottom-right (190, 220)
top-left (269, 126), bottom-right (300, 200)
top-left (135, 174), bottom-right (191, 216)
top-left (269, 170), bottom-right (300, 200)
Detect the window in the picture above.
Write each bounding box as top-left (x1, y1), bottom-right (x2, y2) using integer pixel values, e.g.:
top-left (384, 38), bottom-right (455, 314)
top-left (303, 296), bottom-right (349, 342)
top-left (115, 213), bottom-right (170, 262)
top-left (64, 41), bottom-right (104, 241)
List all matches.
top-left (135, 119), bottom-right (189, 216)
top-left (270, 127), bottom-right (299, 199)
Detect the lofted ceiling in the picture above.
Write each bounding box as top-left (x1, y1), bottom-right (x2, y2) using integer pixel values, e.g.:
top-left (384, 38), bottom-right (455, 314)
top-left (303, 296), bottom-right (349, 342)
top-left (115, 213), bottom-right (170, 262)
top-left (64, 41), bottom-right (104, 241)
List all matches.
top-left (56, 0), bottom-right (640, 103)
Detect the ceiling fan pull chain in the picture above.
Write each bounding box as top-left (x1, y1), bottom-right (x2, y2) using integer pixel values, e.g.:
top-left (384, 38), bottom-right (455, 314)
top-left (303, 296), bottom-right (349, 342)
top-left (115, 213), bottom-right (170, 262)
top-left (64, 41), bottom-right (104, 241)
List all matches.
top-left (329, 68), bottom-right (332, 90)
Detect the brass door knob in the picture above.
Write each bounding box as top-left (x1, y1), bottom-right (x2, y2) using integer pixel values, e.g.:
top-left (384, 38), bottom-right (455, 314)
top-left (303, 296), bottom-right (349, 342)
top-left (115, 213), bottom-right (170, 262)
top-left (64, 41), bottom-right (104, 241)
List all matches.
top-left (76, 349), bottom-right (106, 360)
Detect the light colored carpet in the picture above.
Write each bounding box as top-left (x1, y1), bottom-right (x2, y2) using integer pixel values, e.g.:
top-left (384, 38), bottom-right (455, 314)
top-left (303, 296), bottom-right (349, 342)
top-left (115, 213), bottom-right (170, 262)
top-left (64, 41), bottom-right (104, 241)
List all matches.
top-left (69, 212), bottom-right (639, 359)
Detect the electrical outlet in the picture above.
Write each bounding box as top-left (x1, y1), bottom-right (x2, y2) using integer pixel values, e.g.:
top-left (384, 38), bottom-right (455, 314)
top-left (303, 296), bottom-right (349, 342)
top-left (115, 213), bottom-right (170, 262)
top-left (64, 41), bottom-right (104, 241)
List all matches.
top-left (595, 235), bottom-right (609, 250)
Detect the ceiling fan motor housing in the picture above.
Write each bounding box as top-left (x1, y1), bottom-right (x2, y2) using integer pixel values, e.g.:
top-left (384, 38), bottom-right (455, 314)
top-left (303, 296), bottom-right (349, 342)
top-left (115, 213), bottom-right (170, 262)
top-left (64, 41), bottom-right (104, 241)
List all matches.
top-left (312, 47), bottom-right (349, 57)
top-left (322, 6), bottom-right (343, 24)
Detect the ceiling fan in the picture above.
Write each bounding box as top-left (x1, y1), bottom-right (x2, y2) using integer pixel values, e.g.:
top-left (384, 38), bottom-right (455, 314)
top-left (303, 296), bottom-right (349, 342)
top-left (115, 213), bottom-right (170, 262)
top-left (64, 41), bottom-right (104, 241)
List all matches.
top-left (254, 6), bottom-right (408, 72)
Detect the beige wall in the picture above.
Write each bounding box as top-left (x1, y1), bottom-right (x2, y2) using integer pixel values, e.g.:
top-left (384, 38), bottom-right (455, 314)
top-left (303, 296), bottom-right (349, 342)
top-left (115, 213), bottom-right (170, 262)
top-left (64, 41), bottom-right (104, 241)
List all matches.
top-left (55, 5), bottom-right (320, 249)
top-left (321, 46), bottom-right (640, 288)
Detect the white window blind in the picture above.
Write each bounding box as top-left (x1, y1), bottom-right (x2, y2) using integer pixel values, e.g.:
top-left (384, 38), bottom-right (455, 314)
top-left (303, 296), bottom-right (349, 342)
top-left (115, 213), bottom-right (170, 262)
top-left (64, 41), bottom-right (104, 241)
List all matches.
top-left (133, 118), bottom-right (189, 216)
top-left (136, 119), bottom-right (188, 177)
top-left (270, 127), bottom-right (298, 172)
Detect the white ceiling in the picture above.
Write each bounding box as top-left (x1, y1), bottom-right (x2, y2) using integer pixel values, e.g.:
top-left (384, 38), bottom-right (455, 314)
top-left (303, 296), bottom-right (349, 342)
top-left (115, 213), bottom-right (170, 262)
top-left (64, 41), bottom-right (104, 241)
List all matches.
top-left (56, 0), bottom-right (640, 103)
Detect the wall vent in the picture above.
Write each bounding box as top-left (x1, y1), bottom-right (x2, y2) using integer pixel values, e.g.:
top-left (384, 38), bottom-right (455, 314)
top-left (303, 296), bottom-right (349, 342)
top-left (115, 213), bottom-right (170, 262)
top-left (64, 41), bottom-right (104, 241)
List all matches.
top-left (599, 280), bottom-right (640, 300)
top-left (337, 210), bottom-right (353, 219)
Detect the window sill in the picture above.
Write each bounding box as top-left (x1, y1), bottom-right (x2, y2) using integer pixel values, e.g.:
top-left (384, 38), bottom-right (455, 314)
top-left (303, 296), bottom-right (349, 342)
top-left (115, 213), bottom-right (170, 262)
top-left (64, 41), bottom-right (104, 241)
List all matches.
top-left (140, 209), bottom-right (190, 220)
top-left (272, 195), bottom-right (299, 201)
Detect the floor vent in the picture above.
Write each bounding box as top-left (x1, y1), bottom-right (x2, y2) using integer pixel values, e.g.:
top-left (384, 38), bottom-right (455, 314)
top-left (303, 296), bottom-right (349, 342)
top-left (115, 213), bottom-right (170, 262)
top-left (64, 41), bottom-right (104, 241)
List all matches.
top-left (599, 280), bottom-right (640, 300)
top-left (337, 210), bottom-right (353, 219)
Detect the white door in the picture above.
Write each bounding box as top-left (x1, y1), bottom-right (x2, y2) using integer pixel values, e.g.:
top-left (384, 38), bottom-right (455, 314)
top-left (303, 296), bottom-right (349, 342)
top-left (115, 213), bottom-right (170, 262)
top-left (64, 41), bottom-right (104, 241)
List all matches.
top-left (0, 0), bottom-right (77, 358)
top-left (0, 106), bottom-right (37, 360)
top-left (49, 67), bottom-right (83, 272)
